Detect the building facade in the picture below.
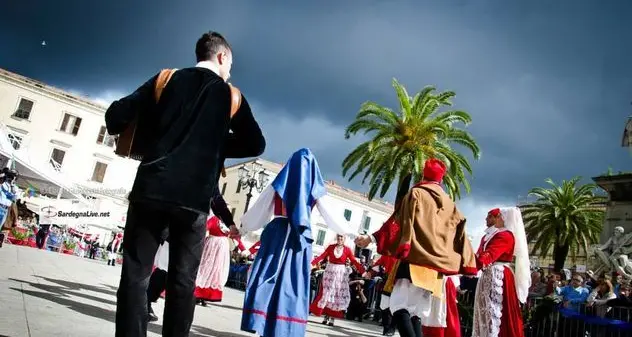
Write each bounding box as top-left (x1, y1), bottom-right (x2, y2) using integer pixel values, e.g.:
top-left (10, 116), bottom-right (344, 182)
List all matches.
top-left (0, 68), bottom-right (139, 193)
top-left (0, 68), bottom-right (137, 243)
top-left (219, 159), bottom-right (394, 256)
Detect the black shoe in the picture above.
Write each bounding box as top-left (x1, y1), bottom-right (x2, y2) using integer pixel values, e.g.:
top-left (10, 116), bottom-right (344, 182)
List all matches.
top-left (200, 299), bottom-right (207, 307)
top-left (383, 328), bottom-right (395, 336)
top-left (148, 307), bottom-right (158, 322)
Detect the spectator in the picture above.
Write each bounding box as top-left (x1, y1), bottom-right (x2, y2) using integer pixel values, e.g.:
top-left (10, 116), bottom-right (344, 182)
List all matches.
top-left (528, 271), bottom-right (547, 298)
top-left (606, 283), bottom-right (632, 307)
top-left (347, 276), bottom-right (368, 322)
top-left (556, 273), bottom-right (590, 312)
top-left (585, 270), bottom-right (598, 289)
top-left (587, 279), bottom-right (617, 317)
top-left (545, 273), bottom-right (561, 295)
top-left (613, 273), bottom-right (623, 296)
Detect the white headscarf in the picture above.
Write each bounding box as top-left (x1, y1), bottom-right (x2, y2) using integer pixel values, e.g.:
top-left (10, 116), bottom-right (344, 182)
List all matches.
top-left (500, 207), bottom-right (531, 304)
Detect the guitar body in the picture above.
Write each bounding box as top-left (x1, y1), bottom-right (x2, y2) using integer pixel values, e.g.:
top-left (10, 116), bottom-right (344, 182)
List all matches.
top-left (114, 120), bottom-right (139, 159)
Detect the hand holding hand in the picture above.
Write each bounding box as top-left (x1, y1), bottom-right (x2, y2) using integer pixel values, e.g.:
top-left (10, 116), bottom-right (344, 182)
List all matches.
top-left (228, 225), bottom-right (240, 239)
top-left (354, 235), bottom-right (371, 248)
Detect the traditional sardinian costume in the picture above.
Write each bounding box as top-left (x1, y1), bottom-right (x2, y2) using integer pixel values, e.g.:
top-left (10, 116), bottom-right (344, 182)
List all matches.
top-left (194, 216), bottom-right (246, 302)
top-left (240, 148), bottom-right (354, 337)
top-left (472, 207), bottom-right (530, 337)
top-left (309, 242), bottom-right (365, 320)
top-left (371, 159), bottom-right (478, 337)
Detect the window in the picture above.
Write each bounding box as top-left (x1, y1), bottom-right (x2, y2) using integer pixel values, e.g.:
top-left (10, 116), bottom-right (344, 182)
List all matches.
top-left (7, 134), bottom-right (22, 150)
top-left (49, 148), bottom-right (66, 168)
top-left (236, 182), bottom-right (241, 193)
top-left (221, 183), bottom-right (227, 195)
top-left (59, 113), bottom-right (82, 135)
top-left (231, 208), bottom-right (236, 217)
top-left (315, 229), bottom-right (326, 246)
top-left (343, 209), bottom-right (352, 221)
top-left (13, 98), bottom-right (34, 120)
top-left (96, 126), bottom-right (116, 147)
top-left (91, 162), bottom-right (108, 183)
top-left (363, 216), bottom-right (372, 231)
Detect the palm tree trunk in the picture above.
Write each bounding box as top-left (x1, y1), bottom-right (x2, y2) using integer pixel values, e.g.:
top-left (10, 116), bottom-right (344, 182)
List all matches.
top-left (552, 243), bottom-right (570, 272)
top-left (395, 173), bottom-right (413, 209)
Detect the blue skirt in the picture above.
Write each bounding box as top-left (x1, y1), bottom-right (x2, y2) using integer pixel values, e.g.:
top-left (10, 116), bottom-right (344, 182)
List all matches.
top-left (241, 217), bottom-right (312, 337)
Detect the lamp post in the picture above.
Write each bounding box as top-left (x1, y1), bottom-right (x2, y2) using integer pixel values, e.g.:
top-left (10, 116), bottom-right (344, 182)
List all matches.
top-left (622, 115), bottom-right (632, 148)
top-left (238, 160), bottom-right (270, 213)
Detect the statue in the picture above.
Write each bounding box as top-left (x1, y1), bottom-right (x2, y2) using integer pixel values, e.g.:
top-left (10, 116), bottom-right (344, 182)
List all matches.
top-left (592, 226), bottom-right (632, 278)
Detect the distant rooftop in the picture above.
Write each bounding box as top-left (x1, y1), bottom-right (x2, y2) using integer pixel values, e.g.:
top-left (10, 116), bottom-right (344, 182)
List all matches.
top-left (0, 67), bottom-right (107, 112)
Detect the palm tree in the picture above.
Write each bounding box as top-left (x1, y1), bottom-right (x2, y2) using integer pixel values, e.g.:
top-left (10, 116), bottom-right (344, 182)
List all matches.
top-left (342, 78), bottom-right (480, 201)
top-left (521, 177), bottom-right (606, 271)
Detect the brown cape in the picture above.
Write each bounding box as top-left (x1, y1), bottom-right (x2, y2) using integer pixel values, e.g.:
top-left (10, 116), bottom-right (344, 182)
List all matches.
top-left (374, 183), bottom-right (477, 276)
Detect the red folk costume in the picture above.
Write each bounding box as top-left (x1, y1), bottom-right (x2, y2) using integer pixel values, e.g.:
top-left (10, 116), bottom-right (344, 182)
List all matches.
top-left (194, 216), bottom-right (246, 302)
top-left (472, 208), bottom-right (530, 337)
top-left (310, 243), bottom-right (366, 319)
top-left (370, 159), bottom-right (477, 337)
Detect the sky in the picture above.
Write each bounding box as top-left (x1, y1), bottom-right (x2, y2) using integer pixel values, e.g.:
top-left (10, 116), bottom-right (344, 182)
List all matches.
top-left (2, 1), bottom-right (632, 241)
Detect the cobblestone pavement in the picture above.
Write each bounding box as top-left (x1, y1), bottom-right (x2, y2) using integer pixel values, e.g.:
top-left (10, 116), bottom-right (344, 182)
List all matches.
top-left (0, 244), bottom-right (385, 337)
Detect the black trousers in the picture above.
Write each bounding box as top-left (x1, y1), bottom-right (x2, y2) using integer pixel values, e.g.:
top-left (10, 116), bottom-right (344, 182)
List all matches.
top-left (115, 201), bottom-right (206, 337)
top-left (393, 309), bottom-right (422, 337)
top-left (147, 268), bottom-right (168, 304)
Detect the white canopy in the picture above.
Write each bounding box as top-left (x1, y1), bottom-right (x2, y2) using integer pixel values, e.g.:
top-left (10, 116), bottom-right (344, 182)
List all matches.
top-left (0, 123), bottom-right (127, 231)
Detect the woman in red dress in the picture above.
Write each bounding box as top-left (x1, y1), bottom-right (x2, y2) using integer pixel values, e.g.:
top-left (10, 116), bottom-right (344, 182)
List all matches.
top-left (310, 234), bottom-right (365, 326)
top-left (194, 216), bottom-right (245, 305)
top-left (472, 207), bottom-right (530, 337)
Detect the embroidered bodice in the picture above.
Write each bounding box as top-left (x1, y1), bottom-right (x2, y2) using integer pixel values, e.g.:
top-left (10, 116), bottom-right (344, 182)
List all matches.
top-left (476, 230), bottom-right (515, 269)
top-left (311, 244), bottom-right (366, 274)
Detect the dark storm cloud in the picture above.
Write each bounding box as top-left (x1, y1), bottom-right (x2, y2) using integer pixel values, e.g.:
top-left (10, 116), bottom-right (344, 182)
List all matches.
top-left (2, 0), bottom-right (631, 215)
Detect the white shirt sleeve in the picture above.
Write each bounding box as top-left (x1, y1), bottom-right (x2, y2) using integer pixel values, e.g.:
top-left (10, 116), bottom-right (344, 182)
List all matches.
top-left (316, 197), bottom-right (357, 238)
top-left (240, 185), bottom-right (275, 232)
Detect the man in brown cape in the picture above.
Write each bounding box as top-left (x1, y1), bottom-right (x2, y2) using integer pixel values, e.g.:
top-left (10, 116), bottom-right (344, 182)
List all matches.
top-left (355, 158), bottom-right (477, 337)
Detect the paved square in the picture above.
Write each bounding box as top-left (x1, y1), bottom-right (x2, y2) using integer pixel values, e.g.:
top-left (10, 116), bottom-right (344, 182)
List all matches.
top-left (0, 245), bottom-right (385, 336)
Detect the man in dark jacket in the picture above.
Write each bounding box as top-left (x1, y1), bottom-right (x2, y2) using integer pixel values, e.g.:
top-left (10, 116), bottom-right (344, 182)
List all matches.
top-left (106, 31), bottom-right (265, 337)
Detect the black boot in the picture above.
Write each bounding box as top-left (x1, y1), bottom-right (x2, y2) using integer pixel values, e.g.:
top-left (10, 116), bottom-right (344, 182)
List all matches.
top-left (0, 233), bottom-right (4, 248)
top-left (382, 309), bottom-right (395, 336)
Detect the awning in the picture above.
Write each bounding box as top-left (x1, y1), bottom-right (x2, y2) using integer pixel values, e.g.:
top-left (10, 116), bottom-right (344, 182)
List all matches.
top-left (0, 123), bottom-right (93, 206)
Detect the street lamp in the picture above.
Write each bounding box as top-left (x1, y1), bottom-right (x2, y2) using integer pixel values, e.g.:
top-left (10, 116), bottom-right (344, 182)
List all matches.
top-left (238, 160), bottom-right (270, 212)
top-left (622, 115), bottom-right (632, 148)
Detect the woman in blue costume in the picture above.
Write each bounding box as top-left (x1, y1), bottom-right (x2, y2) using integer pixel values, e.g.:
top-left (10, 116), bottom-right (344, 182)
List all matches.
top-left (240, 148), bottom-right (355, 337)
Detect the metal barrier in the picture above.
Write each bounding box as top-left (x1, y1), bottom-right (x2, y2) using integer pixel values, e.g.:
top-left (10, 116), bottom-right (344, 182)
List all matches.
top-left (457, 291), bottom-right (632, 337)
top-left (226, 263), bottom-right (250, 290)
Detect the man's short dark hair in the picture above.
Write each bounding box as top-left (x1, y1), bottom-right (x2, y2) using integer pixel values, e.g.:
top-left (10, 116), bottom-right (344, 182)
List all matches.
top-left (195, 31), bottom-right (232, 62)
